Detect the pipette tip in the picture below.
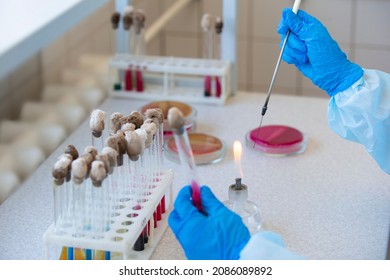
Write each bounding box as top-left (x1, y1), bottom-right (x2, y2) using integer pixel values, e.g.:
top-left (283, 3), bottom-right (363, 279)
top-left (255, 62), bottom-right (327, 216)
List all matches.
top-left (253, 114), bottom-right (265, 149)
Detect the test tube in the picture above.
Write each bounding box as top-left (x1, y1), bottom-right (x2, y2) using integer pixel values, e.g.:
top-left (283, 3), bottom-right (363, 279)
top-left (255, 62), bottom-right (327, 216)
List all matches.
top-left (52, 154), bottom-right (72, 232)
top-left (64, 145), bottom-right (79, 228)
top-left (90, 160), bottom-right (107, 239)
top-left (125, 65), bottom-right (133, 91)
top-left (168, 107), bottom-right (203, 213)
top-left (115, 131), bottom-right (129, 199)
top-left (141, 121), bottom-right (157, 186)
top-left (124, 128), bottom-right (147, 251)
top-left (214, 17), bottom-right (223, 98)
top-left (201, 14), bottom-right (213, 97)
top-left (105, 135), bottom-right (122, 203)
top-left (133, 10), bottom-right (146, 92)
top-left (96, 153), bottom-right (112, 232)
top-left (71, 157), bottom-right (88, 237)
top-left (123, 6), bottom-right (134, 54)
top-left (90, 109), bottom-right (107, 151)
top-left (144, 108), bottom-right (164, 175)
top-left (102, 146), bottom-right (118, 212)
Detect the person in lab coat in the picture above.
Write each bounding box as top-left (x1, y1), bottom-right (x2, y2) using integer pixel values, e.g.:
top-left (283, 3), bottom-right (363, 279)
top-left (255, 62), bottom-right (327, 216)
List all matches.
top-left (168, 8), bottom-right (390, 260)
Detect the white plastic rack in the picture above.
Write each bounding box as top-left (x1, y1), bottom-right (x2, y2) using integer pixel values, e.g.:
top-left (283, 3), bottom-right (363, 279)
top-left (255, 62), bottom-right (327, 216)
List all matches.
top-left (109, 54), bottom-right (232, 105)
top-left (43, 169), bottom-right (173, 260)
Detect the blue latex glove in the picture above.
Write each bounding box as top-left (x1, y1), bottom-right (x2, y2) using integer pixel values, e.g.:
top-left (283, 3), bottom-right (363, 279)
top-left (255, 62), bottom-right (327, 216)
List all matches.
top-left (278, 8), bottom-right (363, 96)
top-left (168, 185), bottom-right (250, 260)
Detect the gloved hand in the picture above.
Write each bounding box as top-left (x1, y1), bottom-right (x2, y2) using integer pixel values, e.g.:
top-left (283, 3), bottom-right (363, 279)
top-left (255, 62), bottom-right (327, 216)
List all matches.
top-left (278, 8), bottom-right (363, 96)
top-left (168, 185), bottom-right (250, 260)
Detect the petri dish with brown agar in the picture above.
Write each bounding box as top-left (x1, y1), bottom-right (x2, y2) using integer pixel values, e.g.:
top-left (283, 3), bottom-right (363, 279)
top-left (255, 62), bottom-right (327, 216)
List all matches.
top-left (139, 100), bottom-right (196, 138)
top-left (246, 125), bottom-right (307, 157)
top-left (165, 133), bottom-right (226, 165)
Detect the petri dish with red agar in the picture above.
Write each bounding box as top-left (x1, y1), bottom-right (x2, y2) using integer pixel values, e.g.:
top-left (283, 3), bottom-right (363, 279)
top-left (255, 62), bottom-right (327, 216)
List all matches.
top-left (246, 125), bottom-right (307, 157)
top-left (164, 133), bottom-right (226, 165)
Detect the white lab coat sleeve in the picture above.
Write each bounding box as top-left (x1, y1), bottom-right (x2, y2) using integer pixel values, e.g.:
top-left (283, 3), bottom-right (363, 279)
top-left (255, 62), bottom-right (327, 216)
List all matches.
top-left (239, 231), bottom-right (305, 260)
top-left (328, 69), bottom-right (390, 174)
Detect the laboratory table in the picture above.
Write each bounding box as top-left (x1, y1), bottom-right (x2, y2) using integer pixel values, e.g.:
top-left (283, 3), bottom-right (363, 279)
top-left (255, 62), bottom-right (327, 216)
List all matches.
top-left (0, 92), bottom-right (389, 260)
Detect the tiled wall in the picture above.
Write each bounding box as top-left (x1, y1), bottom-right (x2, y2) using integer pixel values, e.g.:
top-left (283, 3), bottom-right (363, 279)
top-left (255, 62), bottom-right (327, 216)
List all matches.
top-left (1, 0), bottom-right (389, 121)
top-left (158, 0), bottom-right (390, 96)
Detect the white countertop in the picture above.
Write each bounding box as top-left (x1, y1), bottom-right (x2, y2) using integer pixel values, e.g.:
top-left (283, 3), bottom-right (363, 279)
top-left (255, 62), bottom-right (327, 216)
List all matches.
top-left (0, 92), bottom-right (389, 260)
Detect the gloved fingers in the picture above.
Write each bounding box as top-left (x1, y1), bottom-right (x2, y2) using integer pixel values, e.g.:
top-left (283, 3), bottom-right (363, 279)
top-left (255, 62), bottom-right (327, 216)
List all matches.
top-left (168, 209), bottom-right (181, 233)
top-left (277, 9), bottom-right (289, 35)
top-left (281, 52), bottom-right (300, 65)
top-left (168, 209), bottom-right (189, 236)
top-left (199, 186), bottom-right (226, 215)
top-left (281, 8), bottom-right (314, 41)
top-left (283, 8), bottom-right (315, 25)
top-left (173, 186), bottom-right (203, 219)
top-left (295, 9), bottom-right (320, 25)
top-left (295, 63), bottom-right (313, 80)
top-left (282, 32), bottom-right (308, 64)
top-left (168, 209), bottom-right (207, 249)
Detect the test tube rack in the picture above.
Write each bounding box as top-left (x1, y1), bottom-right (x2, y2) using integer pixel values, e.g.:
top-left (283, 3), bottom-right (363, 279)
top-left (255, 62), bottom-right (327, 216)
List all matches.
top-left (109, 54), bottom-right (232, 105)
top-left (43, 169), bottom-right (173, 260)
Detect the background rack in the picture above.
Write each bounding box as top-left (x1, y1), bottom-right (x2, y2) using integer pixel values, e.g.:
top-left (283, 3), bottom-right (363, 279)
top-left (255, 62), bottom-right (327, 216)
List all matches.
top-left (109, 54), bottom-right (232, 105)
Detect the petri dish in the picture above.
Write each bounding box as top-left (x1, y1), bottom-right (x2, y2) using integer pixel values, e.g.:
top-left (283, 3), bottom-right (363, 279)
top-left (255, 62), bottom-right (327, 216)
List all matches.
top-left (139, 100), bottom-right (196, 138)
top-left (246, 125), bottom-right (307, 157)
top-left (164, 133), bottom-right (226, 165)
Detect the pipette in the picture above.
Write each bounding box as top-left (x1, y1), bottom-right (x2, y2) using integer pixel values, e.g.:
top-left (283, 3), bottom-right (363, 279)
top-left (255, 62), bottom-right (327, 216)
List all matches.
top-left (254, 0), bottom-right (302, 148)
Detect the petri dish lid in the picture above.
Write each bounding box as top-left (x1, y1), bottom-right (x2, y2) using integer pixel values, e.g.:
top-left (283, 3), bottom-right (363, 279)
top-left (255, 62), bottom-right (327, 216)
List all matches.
top-left (164, 133), bottom-right (226, 165)
top-left (139, 100), bottom-right (196, 137)
top-left (246, 125), bottom-right (307, 157)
